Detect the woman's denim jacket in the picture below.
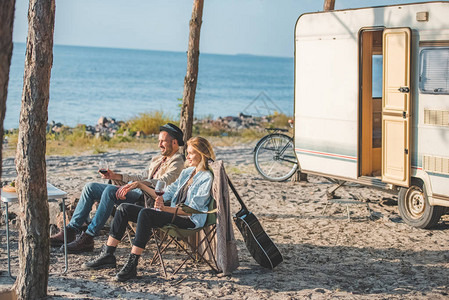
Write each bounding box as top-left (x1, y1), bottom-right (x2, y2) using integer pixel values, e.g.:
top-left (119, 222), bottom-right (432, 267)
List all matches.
top-left (163, 166), bottom-right (213, 228)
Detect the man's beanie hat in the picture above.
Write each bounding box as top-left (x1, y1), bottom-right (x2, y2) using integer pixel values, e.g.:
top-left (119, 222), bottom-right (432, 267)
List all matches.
top-left (159, 123), bottom-right (184, 146)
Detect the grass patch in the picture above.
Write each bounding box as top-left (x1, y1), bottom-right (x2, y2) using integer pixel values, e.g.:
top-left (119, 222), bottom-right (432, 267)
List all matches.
top-left (264, 112), bottom-right (290, 129)
top-left (2, 111), bottom-right (292, 157)
top-left (4, 130), bottom-right (159, 157)
top-left (225, 166), bottom-right (244, 175)
top-left (124, 111), bottom-right (174, 136)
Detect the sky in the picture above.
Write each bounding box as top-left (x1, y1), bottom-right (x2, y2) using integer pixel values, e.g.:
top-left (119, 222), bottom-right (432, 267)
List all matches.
top-left (12, 0), bottom-right (439, 57)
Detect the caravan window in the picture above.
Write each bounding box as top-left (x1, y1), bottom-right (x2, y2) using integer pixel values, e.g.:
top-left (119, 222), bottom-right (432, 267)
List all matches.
top-left (419, 48), bottom-right (449, 94)
top-left (372, 55), bottom-right (383, 98)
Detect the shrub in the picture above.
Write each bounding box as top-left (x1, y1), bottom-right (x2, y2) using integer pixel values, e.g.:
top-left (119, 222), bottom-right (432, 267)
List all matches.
top-left (124, 111), bottom-right (175, 136)
top-left (264, 112), bottom-right (290, 129)
top-left (240, 129), bottom-right (265, 139)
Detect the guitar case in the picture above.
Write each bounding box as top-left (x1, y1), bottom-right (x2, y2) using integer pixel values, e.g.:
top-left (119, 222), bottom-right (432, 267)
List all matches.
top-left (228, 177), bottom-right (283, 269)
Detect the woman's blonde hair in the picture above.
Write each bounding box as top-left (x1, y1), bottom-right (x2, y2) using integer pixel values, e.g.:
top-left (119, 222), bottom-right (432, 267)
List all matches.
top-left (187, 136), bottom-right (215, 171)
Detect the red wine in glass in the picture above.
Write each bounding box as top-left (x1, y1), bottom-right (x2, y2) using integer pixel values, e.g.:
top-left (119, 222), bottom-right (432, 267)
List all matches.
top-left (153, 180), bottom-right (166, 211)
top-left (155, 180), bottom-right (166, 197)
top-left (98, 159), bottom-right (109, 175)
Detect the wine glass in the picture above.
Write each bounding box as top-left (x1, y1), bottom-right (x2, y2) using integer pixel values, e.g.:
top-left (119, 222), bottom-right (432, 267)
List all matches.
top-left (154, 180), bottom-right (166, 211)
top-left (98, 159), bottom-right (109, 176)
top-left (155, 180), bottom-right (166, 197)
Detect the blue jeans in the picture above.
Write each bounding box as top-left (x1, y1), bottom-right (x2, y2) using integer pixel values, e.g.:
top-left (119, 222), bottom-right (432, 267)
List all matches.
top-left (68, 182), bottom-right (143, 236)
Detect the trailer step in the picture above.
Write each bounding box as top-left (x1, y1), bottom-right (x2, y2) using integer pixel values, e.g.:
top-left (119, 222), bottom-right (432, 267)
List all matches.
top-left (357, 176), bottom-right (388, 189)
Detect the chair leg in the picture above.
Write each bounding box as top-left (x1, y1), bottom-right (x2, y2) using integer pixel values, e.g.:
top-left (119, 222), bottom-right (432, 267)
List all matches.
top-left (171, 239), bottom-right (198, 263)
top-left (120, 228), bottom-right (133, 246)
top-left (197, 228), bottom-right (218, 271)
top-left (150, 224), bottom-right (219, 276)
top-left (125, 228), bottom-right (133, 247)
top-left (192, 229), bottom-right (219, 273)
top-left (150, 238), bottom-right (174, 266)
top-left (171, 227), bottom-right (219, 274)
top-left (152, 228), bottom-right (168, 278)
top-left (149, 230), bottom-right (172, 265)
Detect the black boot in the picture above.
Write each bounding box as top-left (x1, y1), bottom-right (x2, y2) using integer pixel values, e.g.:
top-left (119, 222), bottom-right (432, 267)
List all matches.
top-left (116, 253), bottom-right (140, 282)
top-left (83, 245), bottom-right (117, 270)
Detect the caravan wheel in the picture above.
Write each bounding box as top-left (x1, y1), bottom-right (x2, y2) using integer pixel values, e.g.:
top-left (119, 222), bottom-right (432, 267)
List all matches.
top-left (398, 180), bottom-right (445, 229)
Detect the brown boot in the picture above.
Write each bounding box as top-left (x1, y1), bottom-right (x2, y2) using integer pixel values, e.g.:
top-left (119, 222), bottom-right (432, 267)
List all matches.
top-left (65, 231), bottom-right (94, 254)
top-left (50, 226), bottom-right (77, 247)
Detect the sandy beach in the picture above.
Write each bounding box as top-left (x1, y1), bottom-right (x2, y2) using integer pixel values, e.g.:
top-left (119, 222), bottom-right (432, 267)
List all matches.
top-left (1, 144), bottom-right (449, 299)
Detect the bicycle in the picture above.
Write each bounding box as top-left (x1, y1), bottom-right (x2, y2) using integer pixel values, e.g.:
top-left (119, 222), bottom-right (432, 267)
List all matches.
top-left (253, 121), bottom-right (299, 181)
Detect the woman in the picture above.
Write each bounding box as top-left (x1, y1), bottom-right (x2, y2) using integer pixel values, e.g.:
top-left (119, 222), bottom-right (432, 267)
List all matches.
top-left (83, 137), bottom-right (215, 282)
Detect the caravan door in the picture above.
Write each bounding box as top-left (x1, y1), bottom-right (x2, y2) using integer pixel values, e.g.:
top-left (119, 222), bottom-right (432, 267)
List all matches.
top-left (381, 28), bottom-right (411, 187)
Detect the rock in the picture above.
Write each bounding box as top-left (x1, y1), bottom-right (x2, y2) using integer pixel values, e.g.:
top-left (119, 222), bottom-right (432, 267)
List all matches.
top-left (53, 126), bottom-right (63, 133)
top-left (42, 113), bottom-right (285, 141)
top-left (239, 112), bottom-right (252, 119)
top-left (97, 116), bottom-right (107, 126)
top-left (228, 121), bottom-right (240, 129)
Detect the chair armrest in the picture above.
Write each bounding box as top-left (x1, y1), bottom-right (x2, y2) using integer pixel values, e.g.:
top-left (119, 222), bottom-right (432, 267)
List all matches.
top-left (178, 203), bottom-right (217, 214)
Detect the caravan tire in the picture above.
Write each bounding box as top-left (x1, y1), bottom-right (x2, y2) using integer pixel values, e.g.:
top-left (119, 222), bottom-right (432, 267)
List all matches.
top-left (398, 179), bottom-right (445, 229)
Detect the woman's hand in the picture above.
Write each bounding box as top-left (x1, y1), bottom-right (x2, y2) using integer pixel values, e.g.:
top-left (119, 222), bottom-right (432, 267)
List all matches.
top-left (154, 196), bottom-right (165, 211)
top-left (116, 181), bottom-right (140, 200)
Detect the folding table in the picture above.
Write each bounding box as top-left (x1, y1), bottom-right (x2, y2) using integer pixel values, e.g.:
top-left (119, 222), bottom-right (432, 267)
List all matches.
top-left (1, 183), bottom-right (68, 278)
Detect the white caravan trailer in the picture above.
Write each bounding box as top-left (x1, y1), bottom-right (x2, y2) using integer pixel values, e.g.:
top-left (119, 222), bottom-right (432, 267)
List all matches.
top-left (294, 1), bottom-right (449, 228)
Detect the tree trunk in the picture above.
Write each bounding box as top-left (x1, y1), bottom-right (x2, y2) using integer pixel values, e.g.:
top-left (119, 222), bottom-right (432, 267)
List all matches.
top-left (180, 0), bottom-right (204, 148)
top-left (323, 0), bottom-right (335, 11)
top-left (14, 0), bottom-right (55, 298)
top-left (0, 0), bottom-right (15, 184)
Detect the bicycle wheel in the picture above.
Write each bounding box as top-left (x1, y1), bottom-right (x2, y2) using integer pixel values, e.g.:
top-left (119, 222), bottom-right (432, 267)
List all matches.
top-left (253, 133), bottom-right (298, 181)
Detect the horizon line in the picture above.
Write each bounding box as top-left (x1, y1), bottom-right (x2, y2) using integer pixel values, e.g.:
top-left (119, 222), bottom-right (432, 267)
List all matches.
top-left (12, 41), bottom-right (294, 59)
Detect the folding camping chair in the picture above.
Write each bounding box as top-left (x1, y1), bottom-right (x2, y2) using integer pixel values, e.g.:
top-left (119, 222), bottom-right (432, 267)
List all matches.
top-left (150, 199), bottom-right (219, 277)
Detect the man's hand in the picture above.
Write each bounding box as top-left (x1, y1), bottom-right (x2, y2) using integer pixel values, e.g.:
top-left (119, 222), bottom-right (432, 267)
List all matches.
top-left (99, 169), bottom-right (121, 181)
top-left (115, 181), bottom-right (140, 200)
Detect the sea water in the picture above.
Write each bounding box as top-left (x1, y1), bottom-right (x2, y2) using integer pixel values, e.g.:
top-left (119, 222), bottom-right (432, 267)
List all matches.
top-left (5, 43), bottom-right (294, 129)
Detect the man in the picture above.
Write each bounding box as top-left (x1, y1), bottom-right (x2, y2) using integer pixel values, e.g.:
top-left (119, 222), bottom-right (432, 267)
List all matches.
top-left (50, 123), bottom-right (185, 253)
